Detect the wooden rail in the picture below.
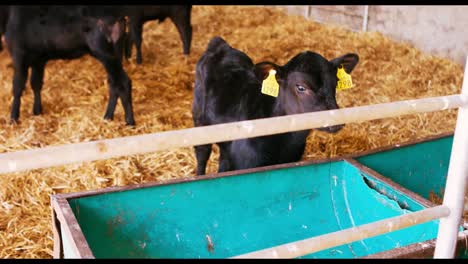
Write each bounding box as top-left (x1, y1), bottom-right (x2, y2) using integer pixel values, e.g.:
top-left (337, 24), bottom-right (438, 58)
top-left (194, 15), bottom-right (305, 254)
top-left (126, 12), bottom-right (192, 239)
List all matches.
top-left (1, 94), bottom-right (467, 174)
top-left (232, 205), bottom-right (450, 259)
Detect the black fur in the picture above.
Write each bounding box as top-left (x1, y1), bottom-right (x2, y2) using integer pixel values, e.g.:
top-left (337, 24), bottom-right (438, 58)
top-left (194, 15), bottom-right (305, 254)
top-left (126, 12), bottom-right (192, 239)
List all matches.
top-left (123, 5), bottom-right (192, 64)
top-left (4, 5), bottom-right (135, 125)
top-left (192, 36), bottom-right (359, 175)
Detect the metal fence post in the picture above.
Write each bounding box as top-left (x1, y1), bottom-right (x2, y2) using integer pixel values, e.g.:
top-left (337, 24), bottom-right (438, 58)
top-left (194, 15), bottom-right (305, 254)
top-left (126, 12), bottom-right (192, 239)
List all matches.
top-left (434, 56), bottom-right (468, 258)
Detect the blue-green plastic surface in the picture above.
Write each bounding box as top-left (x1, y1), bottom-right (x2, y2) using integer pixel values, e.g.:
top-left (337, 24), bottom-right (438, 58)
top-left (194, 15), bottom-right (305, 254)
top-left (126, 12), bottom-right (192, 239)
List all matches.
top-left (70, 160), bottom-right (441, 258)
top-left (356, 135), bottom-right (453, 201)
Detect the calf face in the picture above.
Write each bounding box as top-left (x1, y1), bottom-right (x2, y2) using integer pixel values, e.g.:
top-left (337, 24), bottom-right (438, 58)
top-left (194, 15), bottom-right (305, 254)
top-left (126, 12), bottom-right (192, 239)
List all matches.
top-left (253, 51), bottom-right (359, 133)
top-left (5, 6), bottom-right (135, 126)
top-left (192, 37), bottom-right (359, 175)
top-left (124, 5), bottom-right (192, 64)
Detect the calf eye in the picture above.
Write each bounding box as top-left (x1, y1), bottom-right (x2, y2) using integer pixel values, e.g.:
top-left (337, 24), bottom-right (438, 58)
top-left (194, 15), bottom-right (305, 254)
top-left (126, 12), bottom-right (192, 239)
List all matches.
top-left (296, 84), bottom-right (306, 92)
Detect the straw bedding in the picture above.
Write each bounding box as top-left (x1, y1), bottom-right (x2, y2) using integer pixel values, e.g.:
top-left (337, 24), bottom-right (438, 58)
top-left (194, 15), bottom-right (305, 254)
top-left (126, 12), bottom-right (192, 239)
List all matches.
top-left (0, 6), bottom-right (464, 258)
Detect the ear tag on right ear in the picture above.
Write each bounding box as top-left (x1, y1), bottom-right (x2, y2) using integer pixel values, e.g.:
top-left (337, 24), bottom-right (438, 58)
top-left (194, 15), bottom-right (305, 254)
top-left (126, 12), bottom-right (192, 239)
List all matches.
top-left (261, 69), bottom-right (279, 97)
top-left (336, 65), bottom-right (353, 91)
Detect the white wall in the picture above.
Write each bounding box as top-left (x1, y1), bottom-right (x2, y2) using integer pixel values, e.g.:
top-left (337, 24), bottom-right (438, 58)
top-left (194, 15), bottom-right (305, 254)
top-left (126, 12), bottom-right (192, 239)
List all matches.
top-left (272, 5), bottom-right (468, 65)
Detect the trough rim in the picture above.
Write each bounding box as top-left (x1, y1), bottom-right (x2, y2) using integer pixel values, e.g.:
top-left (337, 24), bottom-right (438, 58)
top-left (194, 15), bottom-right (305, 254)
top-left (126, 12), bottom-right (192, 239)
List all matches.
top-left (50, 131), bottom-right (460, 259)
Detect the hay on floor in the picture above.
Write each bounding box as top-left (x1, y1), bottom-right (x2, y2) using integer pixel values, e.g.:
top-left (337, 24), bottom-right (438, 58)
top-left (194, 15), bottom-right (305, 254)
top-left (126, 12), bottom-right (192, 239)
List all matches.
top-left (0, 6), bottom-right (464, 258)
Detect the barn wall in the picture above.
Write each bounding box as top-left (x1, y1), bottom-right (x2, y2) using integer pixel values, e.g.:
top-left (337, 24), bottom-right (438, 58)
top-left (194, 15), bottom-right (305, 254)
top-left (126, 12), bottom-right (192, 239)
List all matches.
top-left (271, 5), bottom-right (468, 66)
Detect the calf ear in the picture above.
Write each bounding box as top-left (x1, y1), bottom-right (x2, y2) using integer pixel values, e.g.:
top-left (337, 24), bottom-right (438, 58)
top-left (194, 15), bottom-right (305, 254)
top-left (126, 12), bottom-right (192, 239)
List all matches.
top-left (110, 20), bottom-right (124, 44)
top-left (330, 53), bottom-right (359, 74)
top-left (253, 62), bottom-right (283, 82)
top-left (97, 19), bottom-right (124, 44)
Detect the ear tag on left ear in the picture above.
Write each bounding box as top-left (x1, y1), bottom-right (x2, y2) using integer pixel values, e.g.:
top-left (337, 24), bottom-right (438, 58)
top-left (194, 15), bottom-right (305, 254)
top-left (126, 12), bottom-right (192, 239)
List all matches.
top-left (336, 65), bottom-right (353, 91)
top-left (261, 69), bottom-right (280, 97)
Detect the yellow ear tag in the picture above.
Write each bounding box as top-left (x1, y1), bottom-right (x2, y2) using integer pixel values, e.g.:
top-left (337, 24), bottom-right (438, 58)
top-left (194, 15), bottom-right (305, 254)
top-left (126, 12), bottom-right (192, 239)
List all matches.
top-left (336, 65), bottom-right (353, 91)
top-left (261, 69), bottom-right (280, 97)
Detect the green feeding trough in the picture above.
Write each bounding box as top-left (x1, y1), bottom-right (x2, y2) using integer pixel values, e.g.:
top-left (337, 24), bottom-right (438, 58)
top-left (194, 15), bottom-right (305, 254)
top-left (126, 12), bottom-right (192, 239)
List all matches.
top-left (51, 132), bottom-right (468, 259)
top-left (355, 135), bottom-right (454, 203)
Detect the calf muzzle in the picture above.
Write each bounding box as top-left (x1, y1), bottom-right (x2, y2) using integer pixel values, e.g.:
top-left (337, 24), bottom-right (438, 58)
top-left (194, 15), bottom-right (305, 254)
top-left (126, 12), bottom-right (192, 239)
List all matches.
top-left (317, 124), bottom-right (344, 134)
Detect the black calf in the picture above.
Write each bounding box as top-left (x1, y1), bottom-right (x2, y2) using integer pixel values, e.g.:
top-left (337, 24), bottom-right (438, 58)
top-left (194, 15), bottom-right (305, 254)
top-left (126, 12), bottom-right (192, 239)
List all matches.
top-left (4, 6), bottom-right (135, 125)
top-left (123, 5), bottom-right (192, 64)
top-left (192, 36), bottom-right (359, 175)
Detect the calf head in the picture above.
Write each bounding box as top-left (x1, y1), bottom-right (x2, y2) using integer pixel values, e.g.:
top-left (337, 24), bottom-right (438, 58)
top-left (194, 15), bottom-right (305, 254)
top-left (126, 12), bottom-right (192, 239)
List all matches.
top-left (85, 16), bottom-right (127, 59)
top-left (97, 17), bottom-right (125, 44)
top-left (253, 51), bottom-right (359, 134)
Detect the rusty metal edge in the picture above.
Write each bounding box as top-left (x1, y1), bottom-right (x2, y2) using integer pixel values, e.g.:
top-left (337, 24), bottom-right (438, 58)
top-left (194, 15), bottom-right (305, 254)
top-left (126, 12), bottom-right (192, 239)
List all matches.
top-left (49, 131), bottom-right (455, 259)
top-left (50, 196), bottom-right (95, 259)
top-left (362, 230), bottom-right (468, 259)
top-left (53, 132), bottom-right (454, 201)
top-left (344, 158), bottom-right (437, 208)
top-left (345, 157), bottom-right (463, 259)
top-left (51, 201), bottom-right (63, 259)
top-left (53, 157), bottom-right (346, 200)
top-left (347, 131), bottom-right (454, 159)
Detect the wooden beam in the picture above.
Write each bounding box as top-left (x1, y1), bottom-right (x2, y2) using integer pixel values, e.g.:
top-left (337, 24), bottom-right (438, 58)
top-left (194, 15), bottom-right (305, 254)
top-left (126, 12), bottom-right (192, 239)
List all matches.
top-left (50, 197), bottom-right (94, 258)
top-left (0, 94), bottom-right (467, 174)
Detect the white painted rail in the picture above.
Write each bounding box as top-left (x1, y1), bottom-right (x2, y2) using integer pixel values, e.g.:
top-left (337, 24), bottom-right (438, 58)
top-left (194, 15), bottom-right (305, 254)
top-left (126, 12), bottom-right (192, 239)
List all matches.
top-left (0, 94), bottom-right (467, 174)
top-left (433, 56), bottom-right (468, 258)
top-left (232, 205), bottom-right (450, 258)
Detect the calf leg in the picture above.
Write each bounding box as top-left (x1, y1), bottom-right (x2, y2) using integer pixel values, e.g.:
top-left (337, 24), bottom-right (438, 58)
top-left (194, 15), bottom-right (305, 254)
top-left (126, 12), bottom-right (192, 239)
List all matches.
top-left (103, 86), bottom-right (118, 121)
top-left (30, 61), bottom-right (46, 115)
top-left (94, 55), bottom-right (135, 126)
top-left (10, 55), bottom-right (29, 123)
top-left (218, 144), bottom-right (232, 173)
top-left (124, 28), bottom-right (133, 60)
top-left (88, 19), bottom-right (135, 126)
top-left (194, 144), bottom-right (212, 176)
top-left (130, 19), bottom-right (144, 64)
top-left (113, 35), bottom-right (125, 63)
top-left (170, 10), bottom-right (192, 55)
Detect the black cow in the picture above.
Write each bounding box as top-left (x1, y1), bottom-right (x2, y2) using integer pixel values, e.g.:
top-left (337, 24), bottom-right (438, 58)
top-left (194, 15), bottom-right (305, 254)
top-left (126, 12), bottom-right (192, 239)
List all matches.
top-left (192, 36), bottom-right (359, 175)
top-left (4, 6), bottom-right (135, 126)
top-left (123, 5), bottom-right (192, 64)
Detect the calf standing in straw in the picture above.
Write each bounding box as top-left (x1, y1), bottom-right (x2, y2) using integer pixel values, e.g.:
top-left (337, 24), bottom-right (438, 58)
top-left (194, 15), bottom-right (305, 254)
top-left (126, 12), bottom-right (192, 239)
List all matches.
top-left (122, 5), bottom-right (192, 64)
top-left (4, 6), bottom-right (135, 125)
top-left (192, 36), bottom-right (359, 175)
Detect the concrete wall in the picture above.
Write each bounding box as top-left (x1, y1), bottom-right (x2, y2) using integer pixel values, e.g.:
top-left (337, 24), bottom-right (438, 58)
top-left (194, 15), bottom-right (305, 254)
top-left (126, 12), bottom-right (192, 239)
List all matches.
top-left (272, 5), bottom-right (468, 65)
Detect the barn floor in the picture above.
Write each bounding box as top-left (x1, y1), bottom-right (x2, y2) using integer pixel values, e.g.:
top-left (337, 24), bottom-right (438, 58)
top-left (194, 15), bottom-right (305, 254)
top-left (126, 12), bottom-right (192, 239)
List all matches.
top-left (0, 6), bottom-right (464, 258)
